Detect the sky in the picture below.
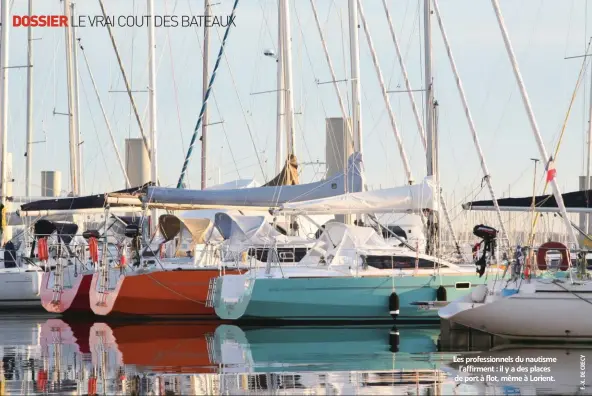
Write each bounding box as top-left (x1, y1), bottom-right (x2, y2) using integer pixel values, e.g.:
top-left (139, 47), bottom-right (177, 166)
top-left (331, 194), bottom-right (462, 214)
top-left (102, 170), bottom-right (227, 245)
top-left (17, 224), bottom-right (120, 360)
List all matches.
top-left (4, 0), bottom-right (592, 228)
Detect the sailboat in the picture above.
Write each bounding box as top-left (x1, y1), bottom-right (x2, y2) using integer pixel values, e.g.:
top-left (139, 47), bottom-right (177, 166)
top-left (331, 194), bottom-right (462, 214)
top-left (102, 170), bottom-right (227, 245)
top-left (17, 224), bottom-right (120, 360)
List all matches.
top-left (440, 0), bottom-right (592, 341)
top-left (209, 0), bottom-right (509, 322)
top-left (0, 1), bottom-right (47, 310)
top-left (87, 0), bottom-right (364, 319)
top-left (15, 184), bottom-right (146, 315)
top-left (441, 193), bottom-right (592, 340)
top-left (212, 178), bottom-right (497, 322)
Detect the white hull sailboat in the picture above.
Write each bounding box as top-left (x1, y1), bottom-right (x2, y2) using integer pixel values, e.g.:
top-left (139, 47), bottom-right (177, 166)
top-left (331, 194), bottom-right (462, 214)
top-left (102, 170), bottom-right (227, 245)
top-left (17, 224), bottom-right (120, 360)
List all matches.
top-left (0, 266), bottom-right (42, 308)
top-left (439, 278), bottom-right (592, 341)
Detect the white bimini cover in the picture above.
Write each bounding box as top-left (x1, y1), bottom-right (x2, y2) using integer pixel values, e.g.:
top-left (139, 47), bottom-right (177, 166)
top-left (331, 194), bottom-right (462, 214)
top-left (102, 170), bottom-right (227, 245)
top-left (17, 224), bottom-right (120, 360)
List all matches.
top-left (300, 222), bottom-right (397, 267)
top-left (278, 177), bottom-right (437, 215)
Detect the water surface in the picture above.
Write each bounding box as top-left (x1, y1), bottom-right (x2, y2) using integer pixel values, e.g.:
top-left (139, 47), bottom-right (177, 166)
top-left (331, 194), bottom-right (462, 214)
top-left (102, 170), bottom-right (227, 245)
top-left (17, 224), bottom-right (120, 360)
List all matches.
top-left (0, 313), bottom-right (589, 395)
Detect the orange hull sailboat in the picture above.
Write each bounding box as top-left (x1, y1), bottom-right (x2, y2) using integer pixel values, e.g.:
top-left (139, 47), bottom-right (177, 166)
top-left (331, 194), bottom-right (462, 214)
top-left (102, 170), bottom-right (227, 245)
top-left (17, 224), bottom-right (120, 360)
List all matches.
top-left (89, 268), bottom-right (238, 318)
top-left (89, 214), bottom-right (241, 318)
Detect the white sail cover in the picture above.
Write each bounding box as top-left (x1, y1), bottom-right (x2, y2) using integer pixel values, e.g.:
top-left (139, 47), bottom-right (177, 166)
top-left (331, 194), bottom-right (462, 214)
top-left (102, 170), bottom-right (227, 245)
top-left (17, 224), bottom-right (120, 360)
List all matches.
top-left (278, 177), bottom-right (437, 215)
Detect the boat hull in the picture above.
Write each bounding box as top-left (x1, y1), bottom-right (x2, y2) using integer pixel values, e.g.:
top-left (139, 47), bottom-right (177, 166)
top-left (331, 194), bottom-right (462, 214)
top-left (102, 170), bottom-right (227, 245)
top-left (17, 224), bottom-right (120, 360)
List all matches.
top-left (215, 273), bottom-right (484, 321)
top-left (40, 268), bottom-right (93, 314)
top-left (439, 282), bottom-right (592, 341)
top-left (90, 267), bottom-right (240, 318)
top-left (0, 269), bottom-right (42, 309)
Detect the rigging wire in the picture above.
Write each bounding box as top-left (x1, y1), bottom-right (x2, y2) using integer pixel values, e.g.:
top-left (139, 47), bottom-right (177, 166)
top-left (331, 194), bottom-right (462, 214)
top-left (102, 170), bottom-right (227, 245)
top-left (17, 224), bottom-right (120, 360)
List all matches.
top-left (186, 0), bottom-right (242, 183)
top-left (177, 0), bottom-right (245, 188)
top-left (163, 0), bottom-right (186, 155)
top-left (79, 71), bottom-right (114, 191)
top-left (78, 38), bottom-right (131, 188)
top-left (526, 38), bottom-right (592, 247)
top-left (211, 16), bottom-right (268, 183)
top-left (97, 0), bottom-right (151, 162)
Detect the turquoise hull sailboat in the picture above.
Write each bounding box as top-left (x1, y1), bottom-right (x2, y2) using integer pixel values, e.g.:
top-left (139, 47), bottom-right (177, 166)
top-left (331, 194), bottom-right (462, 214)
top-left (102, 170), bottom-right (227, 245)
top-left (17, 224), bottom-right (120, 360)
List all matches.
top-left (214, 270), bottom-right (491, 321)
top-left (213, 219), bottom-right (495, 322)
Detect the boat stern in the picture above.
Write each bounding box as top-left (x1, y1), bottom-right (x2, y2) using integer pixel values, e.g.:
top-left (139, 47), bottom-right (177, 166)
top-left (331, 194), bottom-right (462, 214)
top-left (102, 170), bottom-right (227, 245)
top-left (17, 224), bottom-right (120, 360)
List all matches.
top-left (214, 273), bottom-right (255, 320)
top-left (438, 284), bottom-right (486, 325)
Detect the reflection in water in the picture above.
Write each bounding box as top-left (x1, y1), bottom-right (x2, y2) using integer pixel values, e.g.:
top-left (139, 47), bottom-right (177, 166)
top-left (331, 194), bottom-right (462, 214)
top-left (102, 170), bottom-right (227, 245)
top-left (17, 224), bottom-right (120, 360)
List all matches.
top-left (0, 314), bottom-right (588, 395)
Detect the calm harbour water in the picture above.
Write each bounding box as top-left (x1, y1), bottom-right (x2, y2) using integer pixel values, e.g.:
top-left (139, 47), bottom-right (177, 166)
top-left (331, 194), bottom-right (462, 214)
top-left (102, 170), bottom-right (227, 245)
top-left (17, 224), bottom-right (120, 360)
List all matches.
top-left (0, 313), bottom-right (590, 395)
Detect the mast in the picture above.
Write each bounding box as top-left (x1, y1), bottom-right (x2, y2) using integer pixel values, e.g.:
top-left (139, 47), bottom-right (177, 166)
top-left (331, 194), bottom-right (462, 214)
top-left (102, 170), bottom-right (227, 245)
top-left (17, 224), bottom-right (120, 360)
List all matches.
top-left (176, 0), bottom-right (241, 188)
top-left (201, 0), bottom-right (210, 189)
top-left (348, 0), bottom-right (362, 153)
top-left (281, 0), bottom-right (296, 163)
top-left (147, 0), bottom-right (158, 231)
top-left (0, 0), bottom-right (9, 243)
top-left (424, 0), bottom-right (434, 179)
top-left (424, 0), bottom-right (439, 255)
top-left (25, 0), bottom-right (33, 198)
top-left (491, 0), bottom-right (579, 248)
top-left (64, 0), bottom-right (79, 196)
top-left (275, 0), bottom-right (285, 174)
top-left (71, 2), bottom-right (82, 195)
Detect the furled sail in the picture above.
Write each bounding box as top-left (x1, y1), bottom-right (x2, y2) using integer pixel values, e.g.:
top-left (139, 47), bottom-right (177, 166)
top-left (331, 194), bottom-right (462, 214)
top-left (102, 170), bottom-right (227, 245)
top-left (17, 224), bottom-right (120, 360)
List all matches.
top-left (264, 154), bottom-right (299, 186)
top-left (463, 189), bottom-right (592, 213)
top-left (144, 152), bottom-right (363, 210)
top-left (277, 176), bottom-right (437, 215)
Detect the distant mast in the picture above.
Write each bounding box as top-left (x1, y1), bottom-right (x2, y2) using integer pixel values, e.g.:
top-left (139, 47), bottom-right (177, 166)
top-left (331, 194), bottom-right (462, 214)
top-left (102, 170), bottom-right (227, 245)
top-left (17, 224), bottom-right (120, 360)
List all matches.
top-left (25, 0), bottom-right (33, 198)
top-left (348, 0), bottom-right (362, 154)
top-left (424, 0), bottom-right (439, 255)
top-left (275, 0), bottom-right (285, 174)
top-left (71, 2), bottom-right (83, 194)
top-left (201, 0), bottom-right (210, 189)
top-left (347, 0), bottom-right (363, 226)
top-left (280, 0), bottom-right (296, 175)
top-left (148, 0), bottom-right (158, 232)
top-left (0, 0), bottom-right (9, 243)
top-left (64, 0), bottom-right (80, 196)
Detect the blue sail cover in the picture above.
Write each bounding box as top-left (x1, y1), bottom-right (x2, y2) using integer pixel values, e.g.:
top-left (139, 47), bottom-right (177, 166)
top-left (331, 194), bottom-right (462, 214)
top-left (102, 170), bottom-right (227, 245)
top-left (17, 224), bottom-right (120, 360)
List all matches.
top-left (145, 152), bottom-right (364, 209)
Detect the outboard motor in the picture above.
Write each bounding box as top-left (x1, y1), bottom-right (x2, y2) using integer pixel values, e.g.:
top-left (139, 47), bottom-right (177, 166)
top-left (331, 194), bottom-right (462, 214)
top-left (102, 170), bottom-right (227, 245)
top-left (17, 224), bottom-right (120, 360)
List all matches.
top-left (472, 224), bottom-right (498, 278)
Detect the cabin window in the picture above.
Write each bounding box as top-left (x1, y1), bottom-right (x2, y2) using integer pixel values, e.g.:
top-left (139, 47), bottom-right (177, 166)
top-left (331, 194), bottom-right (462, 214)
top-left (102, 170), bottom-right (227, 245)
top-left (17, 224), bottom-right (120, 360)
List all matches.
top-left (362, 255), bottom-right (441, 270)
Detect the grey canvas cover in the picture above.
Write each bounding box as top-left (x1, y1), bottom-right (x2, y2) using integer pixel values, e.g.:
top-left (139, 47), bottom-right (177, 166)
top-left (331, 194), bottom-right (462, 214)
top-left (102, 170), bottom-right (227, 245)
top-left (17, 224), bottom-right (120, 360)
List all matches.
top-left (144, 152), bottom-right (363, 209)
